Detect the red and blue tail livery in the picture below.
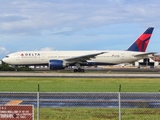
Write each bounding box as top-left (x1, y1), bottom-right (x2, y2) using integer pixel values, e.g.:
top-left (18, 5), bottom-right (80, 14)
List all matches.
top-left (127, 27), bottom-right (154, 52)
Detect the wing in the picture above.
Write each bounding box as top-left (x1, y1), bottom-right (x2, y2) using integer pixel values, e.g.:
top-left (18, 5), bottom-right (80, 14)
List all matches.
top-left (134, 52), bottom-right (156, 57)
top-left (64, 52), bottom-right (106, 63)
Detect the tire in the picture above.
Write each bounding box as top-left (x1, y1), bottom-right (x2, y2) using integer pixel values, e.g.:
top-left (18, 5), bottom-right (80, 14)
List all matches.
top-left (81, 69), bottom-right (85, 72)
top-left (74, 69), bottom-right (78, 72)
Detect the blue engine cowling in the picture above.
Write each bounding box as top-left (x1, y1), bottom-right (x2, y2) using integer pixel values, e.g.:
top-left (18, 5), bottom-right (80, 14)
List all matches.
top-left (49, 60), bottom-right (67, 70)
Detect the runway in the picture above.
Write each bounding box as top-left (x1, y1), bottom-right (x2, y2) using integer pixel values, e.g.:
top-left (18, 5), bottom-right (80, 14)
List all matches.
top-left (0, 72), bottom-right (160, 78)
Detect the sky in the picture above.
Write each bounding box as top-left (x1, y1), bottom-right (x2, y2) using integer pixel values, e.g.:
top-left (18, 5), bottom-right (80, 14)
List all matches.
top-left (0, 0), bottom-right (160, 59)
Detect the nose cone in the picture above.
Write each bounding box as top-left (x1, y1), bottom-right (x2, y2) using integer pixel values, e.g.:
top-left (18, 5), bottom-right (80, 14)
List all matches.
top-left (2, 58), bottom-right (6, 63)
top-left (2, 57), bottom-right (9, 64)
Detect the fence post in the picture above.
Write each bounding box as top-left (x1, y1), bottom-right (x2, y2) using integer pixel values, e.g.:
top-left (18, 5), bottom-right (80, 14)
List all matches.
top-left (37, 84), bottom-right (40, 120)
top-left (119, 84), bottom-right (121, 120)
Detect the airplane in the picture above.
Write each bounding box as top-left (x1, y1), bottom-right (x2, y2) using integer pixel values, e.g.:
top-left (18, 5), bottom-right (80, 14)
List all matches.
top-left (2, 27), bottom-right (156, 72)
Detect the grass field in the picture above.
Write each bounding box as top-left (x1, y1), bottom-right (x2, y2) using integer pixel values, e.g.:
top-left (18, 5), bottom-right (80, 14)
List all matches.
top-left (0, 77), bottom-right (160, 92)
top-left (1, 77), bottom-right (160, 120)
top-left (33, 108), bottom-right (160, 120)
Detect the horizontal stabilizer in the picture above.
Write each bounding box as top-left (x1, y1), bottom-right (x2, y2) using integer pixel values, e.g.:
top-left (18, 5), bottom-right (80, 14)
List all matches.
top-left (134, 52), bottom-right (156, 57)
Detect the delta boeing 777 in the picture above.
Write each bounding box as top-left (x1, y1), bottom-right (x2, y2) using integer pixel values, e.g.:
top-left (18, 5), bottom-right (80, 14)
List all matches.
top-left (2, 27), bottom-right (156, 72)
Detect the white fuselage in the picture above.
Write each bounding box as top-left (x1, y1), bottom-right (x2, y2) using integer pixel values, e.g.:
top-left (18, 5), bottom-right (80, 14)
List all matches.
top-left (2, 50), bottom-right (148, 66)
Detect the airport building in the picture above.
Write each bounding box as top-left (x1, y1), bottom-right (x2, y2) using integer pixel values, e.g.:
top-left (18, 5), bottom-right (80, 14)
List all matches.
top-left (135, 55), bottom-right (160, 68)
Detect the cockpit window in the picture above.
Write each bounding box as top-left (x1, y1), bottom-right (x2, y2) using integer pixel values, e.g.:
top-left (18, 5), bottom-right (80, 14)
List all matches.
top-left (5, 56), bottom-right (9, 58)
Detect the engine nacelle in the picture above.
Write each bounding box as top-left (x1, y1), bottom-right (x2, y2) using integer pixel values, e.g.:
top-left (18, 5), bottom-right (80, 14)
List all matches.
top-left (49, 60), bottom-right (67, 70)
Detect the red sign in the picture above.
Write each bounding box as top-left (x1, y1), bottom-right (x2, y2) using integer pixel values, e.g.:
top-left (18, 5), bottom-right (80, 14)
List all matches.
top-left (0, 105), bottom-right (34, 120)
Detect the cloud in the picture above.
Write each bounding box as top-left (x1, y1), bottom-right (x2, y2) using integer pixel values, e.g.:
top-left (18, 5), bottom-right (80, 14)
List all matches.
top-left (0, 15), bottom-right (28, 23)
top-left (0, 0), bottom-right (160, 36)
top-left (0, 47), bottom-right (9, 55)
top-left (40, 47), bottom-right (55, 51)
top-left (0, 0), bottom-right (159, 56)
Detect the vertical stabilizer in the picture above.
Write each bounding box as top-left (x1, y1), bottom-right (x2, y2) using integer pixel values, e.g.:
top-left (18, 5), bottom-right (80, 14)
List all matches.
top-left (127, 27), bottom-right (154, 52)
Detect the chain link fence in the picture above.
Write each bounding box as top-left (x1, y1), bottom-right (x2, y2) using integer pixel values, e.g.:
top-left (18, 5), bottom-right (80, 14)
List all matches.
top-left (0, 92), bottom-right (160, 120)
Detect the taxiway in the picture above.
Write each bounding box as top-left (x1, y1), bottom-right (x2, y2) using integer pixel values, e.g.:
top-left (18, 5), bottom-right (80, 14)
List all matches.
top-left (0, 72), bottom-right (160, 78)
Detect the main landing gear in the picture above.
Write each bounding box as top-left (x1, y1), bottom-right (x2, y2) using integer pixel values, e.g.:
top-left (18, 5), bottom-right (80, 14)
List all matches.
top-left (73, 68), bottom-right (85, 72)
top-left (73, 63), bottom-right (85, 72)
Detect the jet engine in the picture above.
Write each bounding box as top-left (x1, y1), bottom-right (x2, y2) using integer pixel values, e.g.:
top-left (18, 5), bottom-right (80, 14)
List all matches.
top-left (49, 60), bottom-right (67, 70)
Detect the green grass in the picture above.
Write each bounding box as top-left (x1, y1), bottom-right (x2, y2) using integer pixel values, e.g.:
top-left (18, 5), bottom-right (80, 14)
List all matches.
top-left (0, 77), bottom-right (160, 92)
top-left (1, 77), bottom-right (160, 119)
top-left (33, 108), bottom-right (160, 120)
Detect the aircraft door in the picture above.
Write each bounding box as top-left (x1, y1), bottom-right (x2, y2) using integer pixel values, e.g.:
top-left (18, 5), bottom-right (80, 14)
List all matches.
top-left (40, 53), bottom-right (45, 62)
top-left (121, 53), bottom-right (124, 63)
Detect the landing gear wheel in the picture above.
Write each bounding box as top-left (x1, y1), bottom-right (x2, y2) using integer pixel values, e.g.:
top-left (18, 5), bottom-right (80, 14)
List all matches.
top-left (81, 69), bottom-right (85, 72)
top-left (73, 68), bottom-right (85, 72)
top-left (78, 68), bottom-right (81, 72)
top-left (74, 69), bottom-right (78, 72)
